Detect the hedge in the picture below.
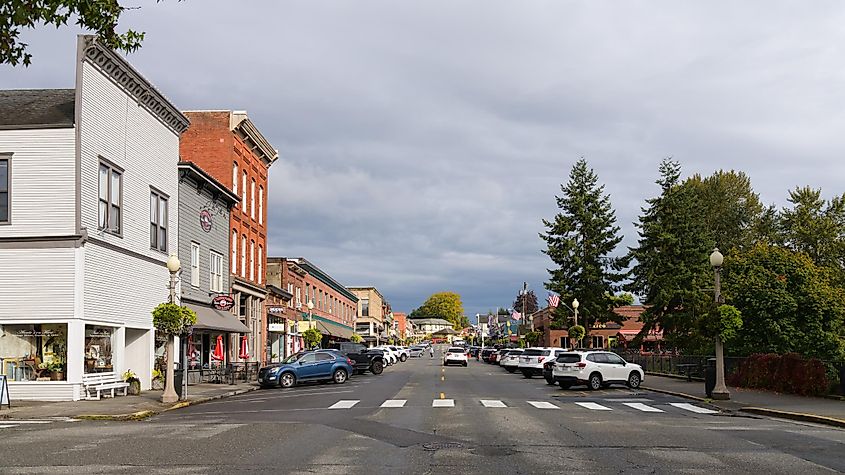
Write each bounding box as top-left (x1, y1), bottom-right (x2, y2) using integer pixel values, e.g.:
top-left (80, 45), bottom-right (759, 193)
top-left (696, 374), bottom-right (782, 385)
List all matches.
top-left (726, 353), bottom-right (829, 396)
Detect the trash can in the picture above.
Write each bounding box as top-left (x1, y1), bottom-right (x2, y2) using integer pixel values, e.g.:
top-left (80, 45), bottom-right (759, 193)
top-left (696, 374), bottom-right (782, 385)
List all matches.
top-left (704, 358), bottom-right (716, 398)
top-left (174, 367), bottom-right (184, 398)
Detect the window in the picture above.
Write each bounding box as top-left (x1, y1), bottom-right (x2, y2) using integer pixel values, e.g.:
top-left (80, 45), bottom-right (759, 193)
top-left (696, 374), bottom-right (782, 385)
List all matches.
top-left (210, 251), bottom-right (223, 292)
top-left (250, 179), bottom-right (256, 219)
top-left (318, 290), bottom-right (323, 310)
top-left (149, 190), bottom-right (168, 252)
top-left (240, 235), bottom-right (247, 278)
top-left (0, 156), bottom-right (8, 223)
top-left (98, 161), bottom-right (122, 233)
top-left (287, 283), bottom-right (294, 307)
top-left (361, 298), bottom-right (369, 317)
top-left (249, 240), bottom-right (255, 281)
top-left (231, 230), bottom-right (238, 273)
top-left (257, 245), bottom-right (263, 284)
top-left (190, 242), bottom-right (200, 287)
top-left (85, 325), bottom-right (114, 373)
top-left (316, 353), bottom-right (334, 362)
top-left (259, 186), bottom-right (264, 224)
top-left (295, 287), bottom-right (301, 308)
top-left (232, 162), bottom-right (238, 196)
top-left (0, 324), bottom-right (68, 381)
top-left (242, 171), bottom-right (247, 208)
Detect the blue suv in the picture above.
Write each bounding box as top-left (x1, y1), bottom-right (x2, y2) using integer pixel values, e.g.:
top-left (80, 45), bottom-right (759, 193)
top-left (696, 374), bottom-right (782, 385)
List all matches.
top-left (258, 350), bottom-right (355, 389)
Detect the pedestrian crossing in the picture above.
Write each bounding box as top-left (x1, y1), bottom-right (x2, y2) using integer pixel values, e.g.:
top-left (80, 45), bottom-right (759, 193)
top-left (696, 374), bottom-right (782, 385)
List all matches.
top-left (325, 398), bottom-right (719, 415)
top-left (0, 417), bottom-right (80, 430)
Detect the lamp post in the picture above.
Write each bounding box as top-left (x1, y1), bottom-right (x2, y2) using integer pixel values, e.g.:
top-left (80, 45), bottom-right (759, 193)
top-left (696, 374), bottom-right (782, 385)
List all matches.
top-left (162, 254), bottom-right (181, 404)
top-left (571, 298), bottom-right (580, 349)
top-left (306, 300), bottom-right (314, 348)
top-left (710, 248), bottom-right (731, 400)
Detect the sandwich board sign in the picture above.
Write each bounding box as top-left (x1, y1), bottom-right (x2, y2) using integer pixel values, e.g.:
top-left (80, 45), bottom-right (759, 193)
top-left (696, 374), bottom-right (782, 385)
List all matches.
top-left (0, 375), bottom-right (9, 409)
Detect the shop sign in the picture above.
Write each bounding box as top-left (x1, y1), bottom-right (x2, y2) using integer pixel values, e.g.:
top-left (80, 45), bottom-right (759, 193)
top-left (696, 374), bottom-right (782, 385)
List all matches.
top-left (86, 328), bottom-right (112, 337)
top-left (267, 306), bottom-right (286, 315)
top-left (199, 209), bottom-right (213, 233)
top-left (212, 295), bottom-right (235, 311)
top-left (268, 323), bottom-right (286, 332)
top-left (15, 329), bottom-right (59, 337)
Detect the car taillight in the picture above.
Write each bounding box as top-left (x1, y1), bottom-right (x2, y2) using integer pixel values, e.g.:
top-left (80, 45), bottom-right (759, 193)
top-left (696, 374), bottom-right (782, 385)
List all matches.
top-left (347, 358), bottom-right (354, 365)
top-left (576, 362), bottom-right (587, 368)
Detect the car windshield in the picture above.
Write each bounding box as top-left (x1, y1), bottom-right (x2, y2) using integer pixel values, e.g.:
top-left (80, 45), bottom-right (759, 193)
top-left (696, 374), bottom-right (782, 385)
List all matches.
top-left (447, 348), bottom-right (465, 353)
top-left (507, 350), bottom-right (523, 355)
top-left (282, 353), bottom-right (303, 364)
top-left (523, 349), bottom-right (550, 356)
top-left (557, 354), bottom-right (582, 363)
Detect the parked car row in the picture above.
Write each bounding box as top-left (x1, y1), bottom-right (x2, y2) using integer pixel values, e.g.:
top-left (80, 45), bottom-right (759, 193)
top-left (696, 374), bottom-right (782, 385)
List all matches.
top-left (257, 342), bottom-right (424, 389)
top-left (480, 346), bottom-right (645, 390)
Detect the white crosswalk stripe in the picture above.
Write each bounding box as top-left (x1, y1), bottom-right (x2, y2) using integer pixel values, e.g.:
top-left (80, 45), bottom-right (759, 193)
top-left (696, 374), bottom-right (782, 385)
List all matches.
top-left (575, 402), bottom-right (613, 411)
top-left (480, 399), bottom-right (507, 408)
top-left (328, 400), bottom-right (360, 409)
top-left (432, 399), bottom-right (455, 407)
top-left (670, 403), bottom-right (718, 414)
top-left (527, 401), bottom-right (559, 409)
top-left (0, 418), bottom-right (78, 430)
top-left (0, 425), bottom-right (15, 429)
top-left (623, 402), bottom-right (664, 413)
top-left (380, 399), bottom-right (407, 408)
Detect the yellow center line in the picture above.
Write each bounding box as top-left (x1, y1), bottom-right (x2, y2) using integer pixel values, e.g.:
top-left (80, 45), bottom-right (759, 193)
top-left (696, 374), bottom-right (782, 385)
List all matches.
top-left (440, 392), bottom-right (445, 399)
top-left (441, 376), bottom-right (445, 381)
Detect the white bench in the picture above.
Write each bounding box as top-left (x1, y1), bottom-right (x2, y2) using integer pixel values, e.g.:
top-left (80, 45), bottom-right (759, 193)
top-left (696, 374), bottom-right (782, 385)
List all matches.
top-left (82, 373), bottom-right (129, 400)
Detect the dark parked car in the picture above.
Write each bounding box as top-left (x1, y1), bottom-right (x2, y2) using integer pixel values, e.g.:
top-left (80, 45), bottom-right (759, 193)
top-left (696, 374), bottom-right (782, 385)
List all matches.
top-left (329, 342), bottom-right (385, 375)
top-left (480, 348), bottom-right (496, 363)
top-left (258, 350), bottom-right (355, 388)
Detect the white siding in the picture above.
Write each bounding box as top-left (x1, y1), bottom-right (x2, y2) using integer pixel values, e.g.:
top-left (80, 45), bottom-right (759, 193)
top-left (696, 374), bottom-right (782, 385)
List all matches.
top-left (0, 247), bottom-right (76, 320)
top-left (0, 128), bottom-right (75, 237)
top-left (79, 62), bottom-right (179, 262)
top-left (6, 382), bottom-right (78, 401)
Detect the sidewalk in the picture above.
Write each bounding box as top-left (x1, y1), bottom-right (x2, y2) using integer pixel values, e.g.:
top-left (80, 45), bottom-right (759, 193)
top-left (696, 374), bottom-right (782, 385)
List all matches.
top-left (0, 382), bottom-right (259, 420)
top-left (643, 374), bottom-right (845, 428)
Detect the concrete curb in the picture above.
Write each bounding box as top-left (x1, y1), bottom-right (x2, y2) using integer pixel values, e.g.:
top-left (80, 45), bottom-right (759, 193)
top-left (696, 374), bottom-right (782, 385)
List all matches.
top-left (75, 385), bottom-right (259, 421)
top-left (739, 407), bottom-right (845, 428)
top-left (640, 385), bottom-right (723, 411)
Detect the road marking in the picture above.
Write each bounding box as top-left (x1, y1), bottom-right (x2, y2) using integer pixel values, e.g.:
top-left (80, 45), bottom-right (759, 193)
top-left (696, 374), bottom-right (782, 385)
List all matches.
top-left (441, 376), bottom-right (445, 381)
top-left (527, 401), bottom-right (559, 409)
top-left (623, 402), bottom-right (664, 413)
top-left (380, 399), bottom-right (407, 408)
top-left (440, 392), bottom-right (445, 399)
top-left (328, 400), bottom-right (360, 409)
top-left (670, 403), bottom-right (718, 414)
top-left (432, 399), bottom-right (455, 408)
top-left (0, 420), bottom-right (53, 424)
top-left (480, 400), bottom-right (507, 408)
top-left (575, 402), bottom-right (613, 411)
top-left (0, 425), bottom-right (15, 429)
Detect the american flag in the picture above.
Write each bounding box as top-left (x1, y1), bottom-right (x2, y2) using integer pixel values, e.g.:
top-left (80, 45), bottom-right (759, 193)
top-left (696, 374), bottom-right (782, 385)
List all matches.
top-left (547, 294), bottom-right (560, 308)
top-left (511, 310), bottom-right (522, 321)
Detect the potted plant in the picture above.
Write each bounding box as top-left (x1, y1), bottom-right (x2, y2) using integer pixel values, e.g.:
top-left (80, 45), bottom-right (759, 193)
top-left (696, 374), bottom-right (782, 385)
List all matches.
top-left (123, 370), bottom-right (141, 395)
top-left (49, 361), bottom-right (65, 381)
top-left (151, 369), bottom-right (164, 390)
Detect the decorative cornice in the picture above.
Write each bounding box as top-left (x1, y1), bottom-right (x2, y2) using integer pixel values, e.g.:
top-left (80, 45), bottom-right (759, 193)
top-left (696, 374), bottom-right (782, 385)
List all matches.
top-left (80, 35), bottom-right (190, 135)
top-left (233, 116), bottom-right (278, 167)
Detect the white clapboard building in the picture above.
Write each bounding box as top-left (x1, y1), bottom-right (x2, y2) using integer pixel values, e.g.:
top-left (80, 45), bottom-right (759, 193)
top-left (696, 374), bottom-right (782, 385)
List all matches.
top-left (0, 36), bottom-right (189, 400)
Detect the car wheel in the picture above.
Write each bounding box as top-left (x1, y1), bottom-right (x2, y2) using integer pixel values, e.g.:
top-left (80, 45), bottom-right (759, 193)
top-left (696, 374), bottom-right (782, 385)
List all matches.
top-left (559, 381), bottom-right (572, 389)
top-left (462, 362), bottom-right (467, 367)
top-left (371, 360), bottom-right (384, 375)
top-left (400, 355), bottom-right (408, 362)
top-left (506, 367), bottom-right (516, 373)
top-left (333, 368), bottom-right (348, 384)
top-left (627, 371), bottom-right (642, 389)
top-left (588, 373), bottom-right (602, 390)
top-left (522, 371), bottom-right (532, 379)
top-left (545, 377), bottom-right (556, 385)
top-left (279, 372), bottom-right (296, 389)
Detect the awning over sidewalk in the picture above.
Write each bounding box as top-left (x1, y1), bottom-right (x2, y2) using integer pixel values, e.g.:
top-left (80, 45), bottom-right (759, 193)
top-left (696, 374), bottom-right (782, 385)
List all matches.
top-left (617, 329), bottom-right (662, 342)
top-left (316, 319), bottom-right (353, 340)
top-left (186, 303), bottom-right (251, 333)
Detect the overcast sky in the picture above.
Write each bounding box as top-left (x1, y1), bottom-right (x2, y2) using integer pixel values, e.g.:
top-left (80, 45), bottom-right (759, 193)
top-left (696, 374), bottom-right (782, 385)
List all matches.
top-left (3, 1), bottom-right (845, 318)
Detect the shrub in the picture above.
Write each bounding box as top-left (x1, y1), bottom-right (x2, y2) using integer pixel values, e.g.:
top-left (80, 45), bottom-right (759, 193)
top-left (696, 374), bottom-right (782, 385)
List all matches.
top-left (727, 353), bottom-right (829, 396)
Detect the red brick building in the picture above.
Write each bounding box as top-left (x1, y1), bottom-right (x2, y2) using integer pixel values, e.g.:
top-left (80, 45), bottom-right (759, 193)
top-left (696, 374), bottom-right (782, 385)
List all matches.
top-left (394, 312), bottom-right (408, 339)
top-left (180, 111), bottom-right (278, 364)
top-left (532, 305), bottom-right (660, 350)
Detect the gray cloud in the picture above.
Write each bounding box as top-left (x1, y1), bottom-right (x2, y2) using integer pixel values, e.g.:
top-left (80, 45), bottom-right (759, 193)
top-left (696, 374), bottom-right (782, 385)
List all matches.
top-left (4, 1), bottom-right (845, 316)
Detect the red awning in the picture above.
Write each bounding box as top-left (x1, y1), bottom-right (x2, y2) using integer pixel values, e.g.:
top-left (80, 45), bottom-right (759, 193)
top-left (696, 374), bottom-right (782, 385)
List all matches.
top-left (617, 329), bottom-right (663, 342)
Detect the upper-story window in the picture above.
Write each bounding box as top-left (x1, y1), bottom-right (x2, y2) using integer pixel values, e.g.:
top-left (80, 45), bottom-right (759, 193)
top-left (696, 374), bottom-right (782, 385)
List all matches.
top-left (259, 186), bottom-right (264, 225)
top-left (190, 242), bottom-right (200, 287)
top-left (98, 161), bottom-right (122, 234)
top-left (361, 298), bottom-right (369, 317)
top-left (240, 235), bottom-right (247, 278)
top-left (295, 287), bottom-right (301, 308)
top-left (210, 251), bottom-right (224, 292)
top-left (249, 239), bottom-right (255, 281)
top-left (149, 189), bottom-right (168, 252)
top-left (257, 245), bottom-right (263, 285)
top-left (250, 179), bottom-right (256, 220)
top-left (318, 290), bottom-right (323, 310)
top-left (0, 156), bottom-right (9, 224)
top-left (232, 162), bottom-right (238, 196)
top-left (231, 230), bottom-right (238, 273)
top-left (287, 283), bottom-right (294, 307)
top-left (241, 171), bottom-right (247, 208)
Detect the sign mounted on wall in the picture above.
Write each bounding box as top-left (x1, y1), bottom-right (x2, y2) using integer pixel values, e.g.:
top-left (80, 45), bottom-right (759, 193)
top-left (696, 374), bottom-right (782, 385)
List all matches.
top-left (199, 209), bottom-right (213, 233)
top-left (0, 375), bottom-right (10, 409)
top-left (212, 295), bottom-right (235, 311)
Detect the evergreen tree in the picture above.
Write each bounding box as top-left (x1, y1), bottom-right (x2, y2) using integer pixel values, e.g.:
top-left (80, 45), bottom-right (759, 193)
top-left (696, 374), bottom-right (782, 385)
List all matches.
top-left (778, 187), bottom-right (845, 283)
top-left (626, 159), bottom-right (713, 350)
top-left (540, 158), bottom-right (629, 338)
top-left (512, 290), bottom-right (539, 316)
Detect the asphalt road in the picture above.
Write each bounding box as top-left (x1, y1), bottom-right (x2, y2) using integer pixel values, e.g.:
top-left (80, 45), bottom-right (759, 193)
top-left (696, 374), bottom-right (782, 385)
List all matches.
top-left (2, 348), bottom-right (844, 474)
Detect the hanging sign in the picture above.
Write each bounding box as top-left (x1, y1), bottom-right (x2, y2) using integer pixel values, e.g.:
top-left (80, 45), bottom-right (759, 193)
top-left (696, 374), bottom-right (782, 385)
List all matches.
top-left (199, 209), bottom-right (213, 233)
top-left (268, 323), bottom-right (286, 332)
top-left (0, 375), bottom-right (10, 409)
top-left (212, 295), bottom-right (235, 311)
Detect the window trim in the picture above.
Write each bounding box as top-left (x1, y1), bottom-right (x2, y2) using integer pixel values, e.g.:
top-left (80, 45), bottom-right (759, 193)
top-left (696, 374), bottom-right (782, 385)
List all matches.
top-left (98, 157), bottom-right (124, 237)
top-left (210, 250), bottom-right (224, 293)
top-left (258, 186), bottom-right (264, 225)
top-left (250, 178), bottom-right (256, 220)
top-left (149, 187), bottom-right (169, 253)
top-left (0, 154), bottom-right (10, 225)
top-left (231, 230), bottom-right (238, 274)
top-left (190, 242), bottom-right (200, 288)
top-left (232, 161), bottom-right (239, 196)
top-left (241, 171), bottom-right (247, 208)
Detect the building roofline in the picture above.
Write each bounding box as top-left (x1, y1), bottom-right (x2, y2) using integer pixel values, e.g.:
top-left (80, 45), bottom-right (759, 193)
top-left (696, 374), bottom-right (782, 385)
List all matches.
top-left (268, 257), bottom-right (358, 302)
top-left (177, 161), bottom-right (240, 205)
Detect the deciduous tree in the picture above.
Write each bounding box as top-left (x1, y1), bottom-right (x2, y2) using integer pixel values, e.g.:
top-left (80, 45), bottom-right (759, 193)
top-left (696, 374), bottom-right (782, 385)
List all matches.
top-left (410, 292), bottom-right (466, 329)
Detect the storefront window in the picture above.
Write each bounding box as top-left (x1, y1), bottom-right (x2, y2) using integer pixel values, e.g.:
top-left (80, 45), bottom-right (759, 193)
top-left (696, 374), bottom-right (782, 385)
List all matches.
top-left (84, 325), bottom-right (114, 373)
top-left (0, 324), bottom-right (68, 381)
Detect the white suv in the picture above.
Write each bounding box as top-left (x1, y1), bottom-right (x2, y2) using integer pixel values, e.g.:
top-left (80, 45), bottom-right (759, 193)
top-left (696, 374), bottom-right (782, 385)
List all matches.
top-left (443, 347), bottom-right (468, 366)
top-left (390, 346), bottom-right (409, 362)
top-left (375, 346), bottom-right (398, 365)
top-left (499, 349), bottom-right (523, 373)
top-left (552, 351), bottom-right (644, 390)
top-left (518, 347), bottom-right (567, 378)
